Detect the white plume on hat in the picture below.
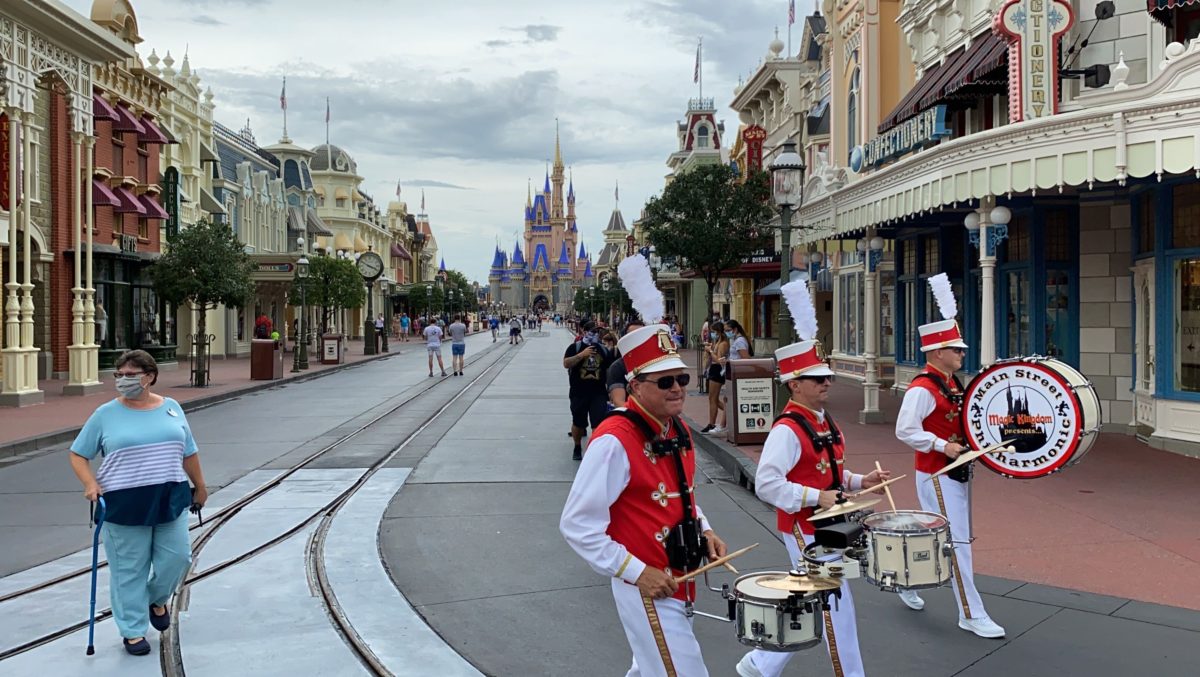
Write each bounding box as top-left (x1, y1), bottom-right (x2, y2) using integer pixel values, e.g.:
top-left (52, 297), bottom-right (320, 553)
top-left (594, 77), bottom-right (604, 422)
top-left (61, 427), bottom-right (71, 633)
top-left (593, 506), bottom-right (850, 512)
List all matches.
top-left (781, 279), bottom-right (818, 341)
top-left (618, 254), bottom-right (664, 324)
top-left (928, 272), bottom-right (958, 320)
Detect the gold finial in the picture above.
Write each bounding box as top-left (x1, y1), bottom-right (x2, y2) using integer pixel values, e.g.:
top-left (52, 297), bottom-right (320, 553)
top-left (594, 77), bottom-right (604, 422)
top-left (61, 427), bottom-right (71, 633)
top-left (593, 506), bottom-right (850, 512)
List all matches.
top-left (527, 178), bottom-right (532, 207)
top-left (554, 118), bottom-right (563, 168)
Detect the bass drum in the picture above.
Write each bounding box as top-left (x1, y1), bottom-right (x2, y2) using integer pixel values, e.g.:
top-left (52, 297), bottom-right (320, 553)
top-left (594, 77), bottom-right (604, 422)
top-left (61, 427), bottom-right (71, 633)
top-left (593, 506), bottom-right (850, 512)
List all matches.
top-left (962, 356), bottom-right (1100, 479)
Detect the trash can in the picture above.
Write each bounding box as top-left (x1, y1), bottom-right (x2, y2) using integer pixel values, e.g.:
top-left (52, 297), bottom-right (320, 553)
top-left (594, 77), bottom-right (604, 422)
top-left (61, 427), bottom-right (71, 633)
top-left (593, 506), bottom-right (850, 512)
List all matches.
top-left (250, 339), bottom-right (283, 380)
top-left (321, 334), bottom-right (344, 365)
top-left (725, 358), bottom-right (776, 445)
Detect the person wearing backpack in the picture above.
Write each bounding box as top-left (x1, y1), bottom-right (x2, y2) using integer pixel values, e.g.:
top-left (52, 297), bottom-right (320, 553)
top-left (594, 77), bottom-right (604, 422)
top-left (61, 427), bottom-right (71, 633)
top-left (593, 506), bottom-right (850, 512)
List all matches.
top-left (562, 320), bottom-right (614, 460)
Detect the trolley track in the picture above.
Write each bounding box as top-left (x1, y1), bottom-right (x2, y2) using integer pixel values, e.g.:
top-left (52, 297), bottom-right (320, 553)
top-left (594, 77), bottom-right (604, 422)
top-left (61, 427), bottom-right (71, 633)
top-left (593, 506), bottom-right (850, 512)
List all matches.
top-left (0, 337), bottom-right (516, 666)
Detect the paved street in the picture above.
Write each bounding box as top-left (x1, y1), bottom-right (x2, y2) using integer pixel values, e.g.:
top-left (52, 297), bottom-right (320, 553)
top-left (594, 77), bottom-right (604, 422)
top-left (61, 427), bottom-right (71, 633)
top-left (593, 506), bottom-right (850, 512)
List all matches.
top-left (1, 327), bottom-right (1198, 676)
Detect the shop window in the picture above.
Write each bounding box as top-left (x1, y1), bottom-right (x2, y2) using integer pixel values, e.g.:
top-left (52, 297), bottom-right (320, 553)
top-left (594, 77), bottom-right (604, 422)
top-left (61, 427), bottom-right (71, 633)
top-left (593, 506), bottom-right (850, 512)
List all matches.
top-left (900, 278), bottom-right (918, 362)
top-left (1138, 193), bottom-right (1155, 255)
top-left (1172, 183), bottom-right (1200, 249)
top-left (1044, 211), bottom-right (1070, 261)
top-left (839, 271), bottom-right (863, 354)
top-left (1045, 269), bottom-right (1071, 358)
top-left (1176, 259), bottom-right (1200, 392)
top-left (1005, 217), bottom-right (1030, 261)
top-left (922, 238), bottom-right (940, 274)
top-left (1006, 269), bottom-right (1032, 357)
top-left (879, 270), bottom-right (896, 358)
top-left (236, 306), bottom-right (246, 342)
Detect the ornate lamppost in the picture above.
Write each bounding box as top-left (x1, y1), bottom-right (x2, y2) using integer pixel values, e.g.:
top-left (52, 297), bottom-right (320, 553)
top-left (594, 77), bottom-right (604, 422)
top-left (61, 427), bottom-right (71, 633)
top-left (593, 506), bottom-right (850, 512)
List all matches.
top-left (768, 140), bottom-right (807, 411)
top-left (293, 246), bottom-right (310, 371)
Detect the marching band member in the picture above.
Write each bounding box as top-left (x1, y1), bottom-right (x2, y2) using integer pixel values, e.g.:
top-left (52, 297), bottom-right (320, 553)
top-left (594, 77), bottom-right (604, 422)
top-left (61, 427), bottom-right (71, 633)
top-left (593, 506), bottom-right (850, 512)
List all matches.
top-left (893, 273), bottom-right (1005, 639)
top-left (737, 280), bottom-right (888, 677)
top-left (561, 257), bottom-right (728, 677)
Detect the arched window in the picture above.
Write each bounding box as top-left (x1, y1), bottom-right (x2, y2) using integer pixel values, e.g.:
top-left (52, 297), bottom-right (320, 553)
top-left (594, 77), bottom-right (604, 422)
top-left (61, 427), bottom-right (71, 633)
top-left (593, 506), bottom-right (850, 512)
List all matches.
top-left (696, 124), bottom-right (710, 148)
top-left (847, 67), bottom-right (860, 157)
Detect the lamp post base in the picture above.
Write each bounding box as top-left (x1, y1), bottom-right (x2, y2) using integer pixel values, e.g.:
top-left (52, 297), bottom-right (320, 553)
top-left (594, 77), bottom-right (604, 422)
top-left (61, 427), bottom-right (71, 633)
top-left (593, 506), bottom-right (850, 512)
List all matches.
top-left (363, 321), bottom-right (377, 356)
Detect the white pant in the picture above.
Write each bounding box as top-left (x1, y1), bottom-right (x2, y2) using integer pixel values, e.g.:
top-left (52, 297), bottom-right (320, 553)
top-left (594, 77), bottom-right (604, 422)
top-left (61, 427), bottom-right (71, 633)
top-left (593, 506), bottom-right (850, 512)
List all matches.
top-left (612, 578), bottom-right (709, 677)
top-left (743, 530), bottom-right (865, 677)
top-left (913, 471), bottom-right (987, 620)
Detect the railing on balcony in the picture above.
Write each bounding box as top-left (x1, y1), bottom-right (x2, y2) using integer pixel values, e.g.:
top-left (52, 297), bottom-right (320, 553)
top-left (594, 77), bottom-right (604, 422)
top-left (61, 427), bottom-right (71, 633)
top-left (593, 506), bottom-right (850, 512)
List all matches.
top-left (688, 97), bottom-right (715, 111)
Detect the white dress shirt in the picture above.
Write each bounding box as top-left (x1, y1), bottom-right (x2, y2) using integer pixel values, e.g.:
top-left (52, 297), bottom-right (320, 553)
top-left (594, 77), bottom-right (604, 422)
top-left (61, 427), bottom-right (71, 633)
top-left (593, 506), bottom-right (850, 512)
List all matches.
top-left (755, 408), bottom-right (863, 513)
top-left (560, 433), bottom-right (710, 586)
top-left (895, 387), bottom-right (948, 453)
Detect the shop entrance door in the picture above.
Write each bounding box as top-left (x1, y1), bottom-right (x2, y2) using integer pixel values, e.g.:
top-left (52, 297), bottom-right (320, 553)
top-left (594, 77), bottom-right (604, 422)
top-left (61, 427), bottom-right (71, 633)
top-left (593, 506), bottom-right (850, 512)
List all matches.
top-left (1133, 259), bottom-right (1156, 435)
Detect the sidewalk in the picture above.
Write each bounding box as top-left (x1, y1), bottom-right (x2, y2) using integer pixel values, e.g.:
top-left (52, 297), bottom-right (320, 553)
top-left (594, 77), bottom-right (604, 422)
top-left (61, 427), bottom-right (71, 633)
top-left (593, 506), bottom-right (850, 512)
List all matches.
top-left (676, 348), bottom-right (1200, 612)
top-left (0, 337), bottom-right (420, 458)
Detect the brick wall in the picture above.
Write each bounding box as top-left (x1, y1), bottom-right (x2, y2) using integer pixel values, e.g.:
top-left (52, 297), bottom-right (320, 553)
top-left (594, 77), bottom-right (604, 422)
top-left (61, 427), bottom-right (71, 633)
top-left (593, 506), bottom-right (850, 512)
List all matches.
top-left (1078, 201), bottom-right (1134, 430)
top-left (49, 91), bottom-right (72, 374)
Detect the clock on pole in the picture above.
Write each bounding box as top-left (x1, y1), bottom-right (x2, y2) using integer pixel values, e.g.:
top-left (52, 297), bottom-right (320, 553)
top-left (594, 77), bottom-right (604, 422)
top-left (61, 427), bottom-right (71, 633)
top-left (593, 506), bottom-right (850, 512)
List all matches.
top-left (357, 249), bottom-right (384, 354)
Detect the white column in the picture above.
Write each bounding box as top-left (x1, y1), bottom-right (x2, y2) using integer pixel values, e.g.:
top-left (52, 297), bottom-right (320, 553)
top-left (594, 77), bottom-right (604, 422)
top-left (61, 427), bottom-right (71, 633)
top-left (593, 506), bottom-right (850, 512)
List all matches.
top-left (978, 199), bottom-right (997, 368)
top-left (84, 137), bottom-right (98, 381)
top-left (66, 132), bottom-right (101, 393)
top-left (4, 110), bottom-right (18, 353)
top-left (860, 228), bottom-right (884, 423)
top-left (1, 107), bottom-right (43, 405)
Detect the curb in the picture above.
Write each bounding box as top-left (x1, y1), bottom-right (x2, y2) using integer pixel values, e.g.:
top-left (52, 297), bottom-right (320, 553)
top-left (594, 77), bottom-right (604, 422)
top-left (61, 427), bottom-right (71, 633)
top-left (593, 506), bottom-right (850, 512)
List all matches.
top-left (0, 350), bottom-right (400, 461)
top-left (682, 413), bottom-right (759, 491)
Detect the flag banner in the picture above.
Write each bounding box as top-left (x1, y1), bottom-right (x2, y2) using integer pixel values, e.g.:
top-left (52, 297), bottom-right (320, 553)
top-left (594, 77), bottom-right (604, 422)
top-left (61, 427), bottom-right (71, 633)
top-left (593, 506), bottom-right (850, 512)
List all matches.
top-left (693, 41), bottom-right (701, 83)
top-left (789, 0), bottom-right (795, 25)
top-left (280, 77), bottom-right (287, 110)
top-left (396, 180), bottom-right (402, 198)
top-left (325, 98), bottom-right (330, 124)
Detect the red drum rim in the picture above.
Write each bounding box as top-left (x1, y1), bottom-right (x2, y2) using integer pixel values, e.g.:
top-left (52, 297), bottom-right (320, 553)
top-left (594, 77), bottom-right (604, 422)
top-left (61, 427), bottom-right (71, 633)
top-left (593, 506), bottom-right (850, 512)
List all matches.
top-left (963, 360), bottom-right (1083, 479)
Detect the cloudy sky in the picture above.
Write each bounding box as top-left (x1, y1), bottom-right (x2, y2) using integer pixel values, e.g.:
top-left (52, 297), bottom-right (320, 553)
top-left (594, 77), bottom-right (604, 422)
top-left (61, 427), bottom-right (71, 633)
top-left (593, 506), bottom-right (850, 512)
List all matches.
top-left (65, 0), bottom-right (817, 282)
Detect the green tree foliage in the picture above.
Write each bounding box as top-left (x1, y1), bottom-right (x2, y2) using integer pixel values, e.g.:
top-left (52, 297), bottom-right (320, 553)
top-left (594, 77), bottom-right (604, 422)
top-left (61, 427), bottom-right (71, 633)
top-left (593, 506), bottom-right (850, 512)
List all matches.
top-left (289, 255), bottom-right (365, 336)
top-left (639, 164), bottom-right (774, 321)
top-left (442, 269), bottom-right (479, 314)
top-left (407, 281), bottom-right (443, 318)
top-left (150, 219), bottom-right (254, 386)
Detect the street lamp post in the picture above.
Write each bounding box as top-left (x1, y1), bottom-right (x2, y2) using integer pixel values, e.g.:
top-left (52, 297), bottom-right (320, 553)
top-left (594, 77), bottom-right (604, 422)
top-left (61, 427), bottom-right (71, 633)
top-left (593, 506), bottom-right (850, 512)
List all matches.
top-left (768, 140), bottom-right (807, 411)
top-left (379, 278), bottom-right (390, 353)
top-left (293, 241), bottom-right (310, 372)
top-left (425, 284), bottom-right (432, 323)
top-left (965, 200), bottom-right (1010, 368)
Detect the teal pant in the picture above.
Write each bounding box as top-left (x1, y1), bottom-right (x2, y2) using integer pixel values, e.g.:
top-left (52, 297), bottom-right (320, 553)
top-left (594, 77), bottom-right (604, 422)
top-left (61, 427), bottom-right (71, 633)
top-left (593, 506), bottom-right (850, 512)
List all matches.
top-left (102, 512), bottom-right (191, 639)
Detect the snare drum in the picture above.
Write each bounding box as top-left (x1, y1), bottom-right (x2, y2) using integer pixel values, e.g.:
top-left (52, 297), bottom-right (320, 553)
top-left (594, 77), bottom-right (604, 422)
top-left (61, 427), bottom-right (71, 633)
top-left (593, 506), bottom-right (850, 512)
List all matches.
top-left (732, 572), bottom-right (823, 652)
top-left (963, 356), bottom-right (1101, 478)
top-left (861, 511), bottom-right (952, 591)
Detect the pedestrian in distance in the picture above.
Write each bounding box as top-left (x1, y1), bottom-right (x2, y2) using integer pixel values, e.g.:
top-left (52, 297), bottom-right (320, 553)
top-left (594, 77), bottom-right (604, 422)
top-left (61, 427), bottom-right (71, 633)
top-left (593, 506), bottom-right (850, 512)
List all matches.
top-left (374, 314), bottom-right (385, 351)
top-left (399, 313), bottom-right (411, 342)
top-left (564, 320), bottom-right (615, 460)
top-left (509, 316), bottom-right (522, 344)
top-left (425, 318), bottom-right (446, 377)
top-left (490, 314), bottom-right (500, 342)
top-left (67, 350), bottom-right (208, 656)
top-left (449, 314), bottom-right (468, 376)
top-left (606, 319), bottom-right (645, 409)
top-left (700, 321), bottom-right (729, 434)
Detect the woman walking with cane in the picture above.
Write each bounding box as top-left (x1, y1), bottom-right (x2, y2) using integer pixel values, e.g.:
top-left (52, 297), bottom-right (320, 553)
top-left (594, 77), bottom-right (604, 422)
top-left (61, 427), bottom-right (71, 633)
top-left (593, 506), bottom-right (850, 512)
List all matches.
top-left (68, 350), bottom-right (208, 656)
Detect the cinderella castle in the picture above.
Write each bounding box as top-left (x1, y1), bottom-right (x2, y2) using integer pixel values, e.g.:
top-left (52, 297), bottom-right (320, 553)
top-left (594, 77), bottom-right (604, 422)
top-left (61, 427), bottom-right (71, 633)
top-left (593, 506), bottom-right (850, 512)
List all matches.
top-left (489, 127), bottom-right (594, 312)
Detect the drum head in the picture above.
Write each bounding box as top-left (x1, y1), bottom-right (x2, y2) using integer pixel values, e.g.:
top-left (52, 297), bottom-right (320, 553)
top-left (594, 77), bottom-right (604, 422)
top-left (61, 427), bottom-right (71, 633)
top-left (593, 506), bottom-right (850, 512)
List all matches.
top-left (862, 510), bottom-right (947, 533)
top-left (735, 572), bottom-right (793, 600)
top-left (962, 358), bottom-right (1088, 479)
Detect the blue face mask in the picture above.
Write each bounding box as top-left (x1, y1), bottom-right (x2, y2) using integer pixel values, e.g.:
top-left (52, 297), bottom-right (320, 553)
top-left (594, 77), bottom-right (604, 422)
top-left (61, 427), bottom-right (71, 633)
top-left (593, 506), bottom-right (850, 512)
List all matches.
top-left (725, 331), bottom-right (735, 339)
top-left (710, 331), bottom-right (719, 341)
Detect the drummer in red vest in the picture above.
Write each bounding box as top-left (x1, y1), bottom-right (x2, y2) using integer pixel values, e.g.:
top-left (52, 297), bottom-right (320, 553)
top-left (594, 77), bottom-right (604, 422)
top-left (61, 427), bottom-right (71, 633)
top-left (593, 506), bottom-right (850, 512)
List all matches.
top-left (893, 273), bottom-right (1005, 639)
top-left (737, 280), bottom-right (889, 677)
top-left (560, 323), bottom-right (728, 677)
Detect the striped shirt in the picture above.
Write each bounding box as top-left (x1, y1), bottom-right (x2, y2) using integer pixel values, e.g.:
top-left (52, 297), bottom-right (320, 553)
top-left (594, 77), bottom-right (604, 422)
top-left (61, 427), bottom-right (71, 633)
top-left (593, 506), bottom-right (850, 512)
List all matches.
top-left (71, 397), bottom-right (198, 526)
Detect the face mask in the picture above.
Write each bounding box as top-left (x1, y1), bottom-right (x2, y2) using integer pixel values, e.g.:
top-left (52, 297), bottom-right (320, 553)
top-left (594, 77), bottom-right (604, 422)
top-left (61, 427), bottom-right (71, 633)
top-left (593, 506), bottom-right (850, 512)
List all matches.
top-left (725, 331), bottom-right (735, 339)
top-left (710, 331), bottom-right (719, 341)
top-left (115, 375), bottom-right (145, 399)
top-left (583, 331), bottom-right (600, 346)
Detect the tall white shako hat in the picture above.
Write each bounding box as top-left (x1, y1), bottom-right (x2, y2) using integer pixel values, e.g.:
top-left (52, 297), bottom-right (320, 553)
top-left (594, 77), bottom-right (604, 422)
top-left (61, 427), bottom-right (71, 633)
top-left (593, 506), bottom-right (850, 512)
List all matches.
top-left (617, 254), bottom-right (688, 380)
top-left (774, 279), bottom-right (834, 382)
top-left (919, 272), bottom-right (968, 352)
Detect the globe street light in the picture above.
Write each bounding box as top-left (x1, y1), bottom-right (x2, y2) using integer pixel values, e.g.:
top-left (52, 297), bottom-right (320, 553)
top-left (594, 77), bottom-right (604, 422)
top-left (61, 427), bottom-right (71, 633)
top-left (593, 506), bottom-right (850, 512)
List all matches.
top-left (769, 139), bottom-right (807, 346)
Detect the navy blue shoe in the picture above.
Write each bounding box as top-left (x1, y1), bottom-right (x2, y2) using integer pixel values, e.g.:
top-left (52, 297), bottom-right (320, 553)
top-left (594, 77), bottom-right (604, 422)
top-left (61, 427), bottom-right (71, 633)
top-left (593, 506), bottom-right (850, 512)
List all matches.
top-left (124, 637), bottom-right (151, 655)
top-left (149, 605), bottom-right (170, 632)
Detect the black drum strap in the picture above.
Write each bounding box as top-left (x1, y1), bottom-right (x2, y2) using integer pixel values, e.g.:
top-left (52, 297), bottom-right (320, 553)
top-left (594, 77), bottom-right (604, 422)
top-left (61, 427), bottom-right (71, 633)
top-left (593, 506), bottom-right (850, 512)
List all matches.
top-left (911, 371), bottom-right (965, 406)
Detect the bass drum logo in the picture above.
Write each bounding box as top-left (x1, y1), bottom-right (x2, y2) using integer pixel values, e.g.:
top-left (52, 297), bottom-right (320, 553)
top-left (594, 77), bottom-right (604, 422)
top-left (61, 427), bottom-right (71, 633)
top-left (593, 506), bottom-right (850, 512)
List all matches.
top-left (962, 361), bottom-right (1082, 478)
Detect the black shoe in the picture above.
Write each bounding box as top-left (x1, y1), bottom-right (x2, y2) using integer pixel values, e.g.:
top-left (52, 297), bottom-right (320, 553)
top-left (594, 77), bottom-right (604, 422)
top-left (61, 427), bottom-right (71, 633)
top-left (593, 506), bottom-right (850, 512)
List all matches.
top-left (124, 637), bottom-right (151, 656)
top-left (572, 446), bottom-right (582, 461)
top-left (699, 424), bottom-right (715, 433)
top-left (149, 605), bottom-right (170, 631)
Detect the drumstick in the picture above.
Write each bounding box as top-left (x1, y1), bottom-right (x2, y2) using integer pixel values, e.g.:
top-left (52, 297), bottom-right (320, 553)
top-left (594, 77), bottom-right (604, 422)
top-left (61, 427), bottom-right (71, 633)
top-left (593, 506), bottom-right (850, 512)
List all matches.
top-left (847, 474), bottom-right (907, 499)
top-left (673, 543), bottom-right (758, 585)
top-left (722, 562), bottom-right (739, 574)
top-left (874, 461), bottom-right (898, 513)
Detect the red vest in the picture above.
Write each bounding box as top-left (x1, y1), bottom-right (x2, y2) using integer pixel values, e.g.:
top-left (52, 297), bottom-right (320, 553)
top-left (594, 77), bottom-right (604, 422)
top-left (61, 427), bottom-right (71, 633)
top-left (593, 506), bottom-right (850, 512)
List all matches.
top-left (907, 365), bottom-right (966, 475)
top-left (773, 402), bottom-right (845, 536)
top-left (596, 398), bottom-right (698, 601)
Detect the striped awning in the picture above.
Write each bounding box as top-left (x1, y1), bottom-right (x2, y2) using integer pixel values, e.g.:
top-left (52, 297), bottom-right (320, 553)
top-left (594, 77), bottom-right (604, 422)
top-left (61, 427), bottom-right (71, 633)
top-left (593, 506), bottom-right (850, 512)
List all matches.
top-left (1149, 0), bottom-right (1200, 25)
top-left (139, 194), bottom-right (169, 220)
top-left (879, 31), bottom-right (1008, 134)
top-left (91, 180), bottom-right (120, 207)
top-left (112, 104), bottom-right (145, 134)
top-left (391, 242), bottom-right (412, 261)
top-left (92, 94), bottom-right (118, 122)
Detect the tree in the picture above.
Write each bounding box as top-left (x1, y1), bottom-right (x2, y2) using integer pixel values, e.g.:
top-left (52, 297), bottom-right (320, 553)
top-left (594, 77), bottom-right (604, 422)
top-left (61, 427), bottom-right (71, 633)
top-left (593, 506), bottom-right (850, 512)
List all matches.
top-left (406, 281), bottom-right (443, 318)
top-left (289, 255), bottom-right (365, 336)
top-left (442, 269), bottom-right (478, 314)
top-left (638, 163), bottom-right (774, 323)
top-left (151, 219), bottom-right (255, 386)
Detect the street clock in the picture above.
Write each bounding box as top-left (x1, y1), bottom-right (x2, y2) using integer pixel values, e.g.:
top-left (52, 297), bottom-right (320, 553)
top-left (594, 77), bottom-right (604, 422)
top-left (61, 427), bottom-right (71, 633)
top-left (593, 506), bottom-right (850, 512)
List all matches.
top-left (356, 250), bottom-right (384, 281)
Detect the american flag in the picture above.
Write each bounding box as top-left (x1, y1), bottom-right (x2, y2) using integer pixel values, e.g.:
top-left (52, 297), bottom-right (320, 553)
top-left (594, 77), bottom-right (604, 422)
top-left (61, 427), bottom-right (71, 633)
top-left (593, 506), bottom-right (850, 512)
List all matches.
top-left (279, 77), bottom-right (287, 110)
top-left (788, 0), bottom-right (795, 25)
top-left (325, 98), bottom-right (330, 124)
top-left (396, 180), bottom-right (402, 198)
top-left (693, 40), bottom-right (701, 83)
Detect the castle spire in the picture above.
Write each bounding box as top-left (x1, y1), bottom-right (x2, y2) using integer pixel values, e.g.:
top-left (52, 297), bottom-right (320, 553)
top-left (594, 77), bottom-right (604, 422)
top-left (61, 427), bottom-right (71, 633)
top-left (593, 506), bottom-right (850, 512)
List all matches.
top-left (526, 178), bottom-right (532, 207)
top-left (554, 118), bottom-right (563, 168)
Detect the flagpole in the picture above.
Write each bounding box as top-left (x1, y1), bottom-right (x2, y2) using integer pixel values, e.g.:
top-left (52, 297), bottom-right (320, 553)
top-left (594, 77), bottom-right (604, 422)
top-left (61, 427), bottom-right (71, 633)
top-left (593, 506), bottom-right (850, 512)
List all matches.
top-left (325, 97), bottom-right (331, 169)
top-left (282, 76), bottom-right (288, 140)
top-left (698, 37), bottom-right (703, 101)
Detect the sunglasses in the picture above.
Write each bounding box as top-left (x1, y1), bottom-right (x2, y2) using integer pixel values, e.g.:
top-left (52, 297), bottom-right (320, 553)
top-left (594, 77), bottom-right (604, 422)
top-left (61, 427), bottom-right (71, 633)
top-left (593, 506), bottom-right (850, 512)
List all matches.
top-left (639, 373), bottom-right (692, 390)
top-left (799, 375), bottom-right (835, 384)
top-left (947, 348), bottom-right (967, 355)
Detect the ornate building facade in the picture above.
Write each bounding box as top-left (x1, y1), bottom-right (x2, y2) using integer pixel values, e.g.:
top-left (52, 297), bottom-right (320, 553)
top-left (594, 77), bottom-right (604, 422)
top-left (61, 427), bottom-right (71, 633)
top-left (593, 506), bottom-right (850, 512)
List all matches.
top-left (488, 128), bottom-right (592, 312)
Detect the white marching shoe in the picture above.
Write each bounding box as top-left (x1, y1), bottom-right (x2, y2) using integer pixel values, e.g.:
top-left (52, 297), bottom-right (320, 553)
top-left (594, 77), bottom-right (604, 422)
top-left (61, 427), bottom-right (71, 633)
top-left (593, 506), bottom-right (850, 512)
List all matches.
top-left (898, 589), bottom-right (925, 610)
top-left (736, 653), bottom-right (764, 677)
top-left (959, 616), bottom-right (1006, 639)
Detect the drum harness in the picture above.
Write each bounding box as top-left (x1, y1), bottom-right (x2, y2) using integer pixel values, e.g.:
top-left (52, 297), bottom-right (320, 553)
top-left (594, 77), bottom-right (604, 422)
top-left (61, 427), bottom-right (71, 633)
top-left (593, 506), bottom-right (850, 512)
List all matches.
top-left (911, 371), bottom-right (976, 545)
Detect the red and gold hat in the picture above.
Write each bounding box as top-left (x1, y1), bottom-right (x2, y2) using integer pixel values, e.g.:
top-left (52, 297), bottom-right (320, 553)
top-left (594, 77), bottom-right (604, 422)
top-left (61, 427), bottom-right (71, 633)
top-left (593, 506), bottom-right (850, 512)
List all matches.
top-left (775, 340), bottom-right (834, 382)
top-left (619, 324), bottom-right (688, 380)
top-left (918, 319), bottom-right (968, 352)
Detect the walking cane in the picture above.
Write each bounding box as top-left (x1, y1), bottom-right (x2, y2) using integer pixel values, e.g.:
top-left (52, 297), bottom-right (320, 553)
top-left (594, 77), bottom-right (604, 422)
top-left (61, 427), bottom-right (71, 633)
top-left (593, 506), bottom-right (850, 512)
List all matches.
top-left (87, 496), bottom-right (106, 656)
